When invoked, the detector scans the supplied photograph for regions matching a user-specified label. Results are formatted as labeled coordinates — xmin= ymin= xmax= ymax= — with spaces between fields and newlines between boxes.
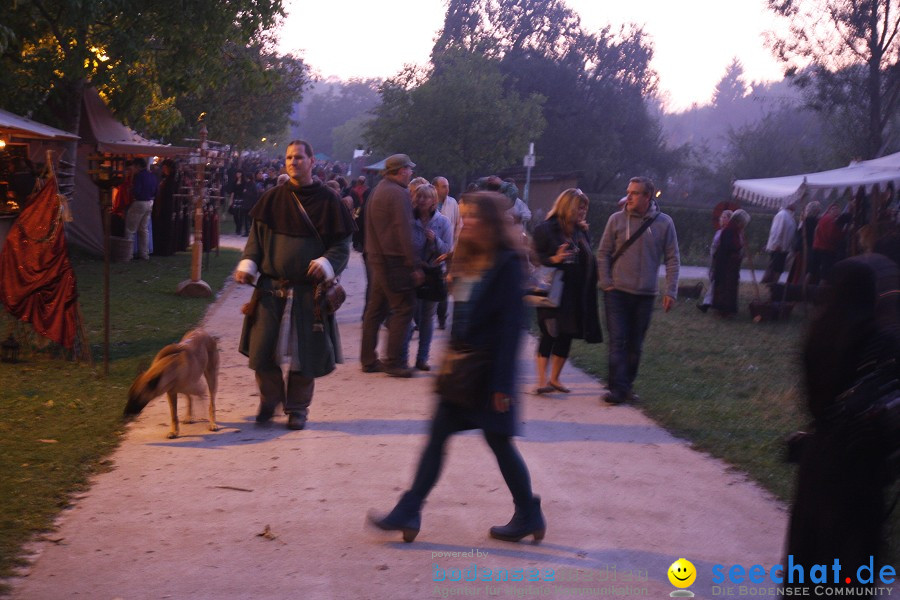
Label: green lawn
xmin=567 ymin=280 xmax=898 ymax=563
xmin=0 ymin=247 xmax=240 ymax=592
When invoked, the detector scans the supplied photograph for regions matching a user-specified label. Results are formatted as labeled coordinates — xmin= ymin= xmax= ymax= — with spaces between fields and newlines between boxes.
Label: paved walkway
xmin=8 ymin=236 xmax=788 ymax=599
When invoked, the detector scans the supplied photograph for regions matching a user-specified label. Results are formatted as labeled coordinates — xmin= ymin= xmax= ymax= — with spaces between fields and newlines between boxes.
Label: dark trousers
xmin=406 ymin=403 xmax=533 ymax=510
xmin=604 ymin=290 xmax=654 ymax=399
xmin=360 ymin=263 xmax=416 ymax=369
xmin=436 ymin=296 xmax=449 ymax=327
xmin=761 ymin=251 xmax=787 ymax=284
xmin=255 ymin=368 xmax=315 ymax=418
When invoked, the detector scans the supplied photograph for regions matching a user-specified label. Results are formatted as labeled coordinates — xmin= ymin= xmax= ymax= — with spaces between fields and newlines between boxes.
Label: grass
xmin=567 ymin=279 xmax=898 ymax=563
xmin=0 ymin=246 xmax=240 ymax=592
xmin=569 ymin=281 xmax=807 ymax=499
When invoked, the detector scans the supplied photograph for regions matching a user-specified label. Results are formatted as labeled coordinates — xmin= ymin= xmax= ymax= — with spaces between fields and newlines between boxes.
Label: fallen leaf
xmin=37 ymin=439 xmax=58 ymax=444
xmin=257 ymin=525 xmax=277 ymax=540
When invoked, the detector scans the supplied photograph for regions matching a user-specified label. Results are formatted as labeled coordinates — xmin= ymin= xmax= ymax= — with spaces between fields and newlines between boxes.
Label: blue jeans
xmin=604 ymin=290 xmax=655 ymax=399
xmin=403 ymin=299 xmax=437 ymax=365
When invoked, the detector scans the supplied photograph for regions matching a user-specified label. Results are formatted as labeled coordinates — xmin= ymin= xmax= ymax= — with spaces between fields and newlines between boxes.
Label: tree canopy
xmin=365 ymin=50 xmax=546 ymax=190
xmin=0 ymin=0 xmax=306 ymax=148
xmin=767 ymin=0 xmax=900 ymax=159
xmin=427 ymin=0 xmax=677 ymax=193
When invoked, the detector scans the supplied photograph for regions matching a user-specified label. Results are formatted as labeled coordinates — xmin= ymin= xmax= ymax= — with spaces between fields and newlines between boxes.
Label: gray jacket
xmin=597 ymin=202 xmax=680 ymax=298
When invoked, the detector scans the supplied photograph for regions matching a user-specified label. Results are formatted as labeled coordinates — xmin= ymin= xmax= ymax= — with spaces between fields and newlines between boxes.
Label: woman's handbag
xmin=523 ymin=266 xmax=563 ymax=308
xmin=416 ymin=264 xmax=447 ymax=302
xmin=435 ymin=343 xmax=493 ymax=410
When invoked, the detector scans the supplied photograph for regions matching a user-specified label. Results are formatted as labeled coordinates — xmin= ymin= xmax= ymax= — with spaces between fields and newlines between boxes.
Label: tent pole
xmin=102 ymin=187 xmax=110 ymax=376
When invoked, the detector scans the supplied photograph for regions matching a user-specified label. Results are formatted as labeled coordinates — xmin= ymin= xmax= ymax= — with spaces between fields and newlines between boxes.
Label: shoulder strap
xmin=291 ymin=191 xmax=324 ymax=246
xmin=610 ymin=213 xmax=659 ymax=266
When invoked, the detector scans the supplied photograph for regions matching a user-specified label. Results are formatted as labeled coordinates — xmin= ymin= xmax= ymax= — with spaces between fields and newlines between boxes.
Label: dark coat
xmin=532 ymin=217 xmax=602 ymax=343
xmin=711 ymin=225 xmax=743 ymax=315
xmin=787 ymin=254 xmax=900 ymax=571
xmin=441 ymin=249 xmax=525 ymax=436
xmin=238 ymin=182 xmax=354 ymax=377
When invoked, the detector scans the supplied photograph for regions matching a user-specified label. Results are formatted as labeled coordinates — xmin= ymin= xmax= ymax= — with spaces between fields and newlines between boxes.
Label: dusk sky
xmin=277 ymin=0 xmax=788 ymax=112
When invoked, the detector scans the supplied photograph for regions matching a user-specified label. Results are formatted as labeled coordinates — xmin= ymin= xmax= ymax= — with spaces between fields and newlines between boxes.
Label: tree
xmin=713 ymin=58 xmax=749 ymax=108
xmin=168 ymin=44 xmax=309 ymax=148
xmin=331 ymin=114 xmax=373 ymax=163
xmin=767 ymin=0 xmax=900 ymax=158
xmin=0 ymin=0 xmax=291 ymax=147
xmin=294 ymin=78 xmax=381 ymax=158
xmin=430 ymin=0 xmax=676 ymax=192
xmin=365 ymin=50 xmax=546 ymax=190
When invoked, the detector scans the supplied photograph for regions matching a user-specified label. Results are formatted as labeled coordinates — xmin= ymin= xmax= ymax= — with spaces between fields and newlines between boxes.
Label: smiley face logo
xmin=668 ymin=558 xmax=697 ymax=588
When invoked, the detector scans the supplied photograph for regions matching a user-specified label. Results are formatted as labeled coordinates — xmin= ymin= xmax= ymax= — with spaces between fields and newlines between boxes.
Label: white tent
xmin=732 ymin=151 xmax=900 ymax=208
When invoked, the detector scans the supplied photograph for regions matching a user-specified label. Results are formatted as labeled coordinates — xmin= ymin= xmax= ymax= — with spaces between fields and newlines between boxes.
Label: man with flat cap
xmin=360 ymin=153 xmax=423 ymax=377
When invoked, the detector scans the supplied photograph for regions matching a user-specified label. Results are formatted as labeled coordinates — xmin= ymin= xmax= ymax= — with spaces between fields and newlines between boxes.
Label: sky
xmin=277 ymin=0 xmax=787 ymax=112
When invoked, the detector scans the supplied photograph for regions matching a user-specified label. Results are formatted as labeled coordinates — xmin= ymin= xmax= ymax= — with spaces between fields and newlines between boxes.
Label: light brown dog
xmin=124 ymin=329 xmax=219 ymax=439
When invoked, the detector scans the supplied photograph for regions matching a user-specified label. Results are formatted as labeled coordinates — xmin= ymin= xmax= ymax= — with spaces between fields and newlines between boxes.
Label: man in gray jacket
xmin=596 ymin=176 xmax=680 ymax=404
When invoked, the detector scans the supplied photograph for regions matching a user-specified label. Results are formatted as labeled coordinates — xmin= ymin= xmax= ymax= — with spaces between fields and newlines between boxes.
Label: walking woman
xmin=531 ymin=188 xmax=602 ymax=394
xmin=368 ymin=191 xmax=546 ymax=544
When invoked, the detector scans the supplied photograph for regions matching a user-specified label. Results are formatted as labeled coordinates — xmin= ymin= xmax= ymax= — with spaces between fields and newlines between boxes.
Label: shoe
xmin=601 ymin=391 xmax=626 ymax=405
xmin=415 ymin=361 xmax=430 ymax=371
xmin=628 ymin=392 xmax=641 ymax=403
xmin=697 ymin=303 xmax=710 ymax=313
xmin=255 ymin=402 xmax=276 ymax=424
xmin=489 ymin=496 xmax=545 ymax=544
xmin=362 ymin=361 xmax=383 ymax=373
xmin=437 ymin=322 xmax=446 ymax=330
xmin=287 ymin=413 xmax=306 ymax=430
xmin=534 ymin=386 xmax=554 ymax=395
xmin=384 ymin=365 xmax=413 ymax=378
xmin=367 ymin=493 xmax=421 ymax=543
xmin=549 ymin=381 xmax=570 ymax=393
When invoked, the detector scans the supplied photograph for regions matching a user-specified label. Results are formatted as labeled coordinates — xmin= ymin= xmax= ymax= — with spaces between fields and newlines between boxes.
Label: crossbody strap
xmin=291 ymin=191 xmax=324 ymax=246
xmin=291 ymin=192 xmax=339 ymax=284
xmin=610 ymin=213 xmax=659 ymax=266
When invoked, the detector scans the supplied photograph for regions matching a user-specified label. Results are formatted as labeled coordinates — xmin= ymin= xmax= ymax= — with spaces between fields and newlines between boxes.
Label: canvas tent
xmin=362 ymin=157 xmax=387 ymax=172
xmin=67 ymin=87 xmax=189 ymax=255
xmin=732 ymin=151 xmax=900 ymax=209
xmin=0 ymin=109 xmax=80 ymax=142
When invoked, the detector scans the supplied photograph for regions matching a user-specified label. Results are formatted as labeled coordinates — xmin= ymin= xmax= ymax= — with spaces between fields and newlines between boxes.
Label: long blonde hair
xmin=450 ymin=191 xmax=525 ymax=277
xmin=546 ymin=188 xmax=589 ymax=235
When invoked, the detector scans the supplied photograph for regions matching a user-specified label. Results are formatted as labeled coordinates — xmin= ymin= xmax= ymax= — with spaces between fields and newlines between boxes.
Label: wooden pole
xmin=102 ymin=187 xmax=110 ymax=375
xmin=177 ymin=124 xmax=212 ymax=297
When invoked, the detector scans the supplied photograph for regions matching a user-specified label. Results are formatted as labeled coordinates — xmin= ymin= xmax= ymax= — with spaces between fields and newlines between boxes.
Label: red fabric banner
xmin=0 ymin=175 xmax=80 ymax=349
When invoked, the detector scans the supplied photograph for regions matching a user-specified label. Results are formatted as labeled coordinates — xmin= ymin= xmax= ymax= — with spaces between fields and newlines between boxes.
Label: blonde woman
xmin=530 ymin=188 xmax=602 ymax=394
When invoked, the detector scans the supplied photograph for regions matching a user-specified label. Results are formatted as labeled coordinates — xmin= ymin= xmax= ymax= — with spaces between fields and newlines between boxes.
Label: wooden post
xmin=176 ymin=124 xmax=212 ymax=297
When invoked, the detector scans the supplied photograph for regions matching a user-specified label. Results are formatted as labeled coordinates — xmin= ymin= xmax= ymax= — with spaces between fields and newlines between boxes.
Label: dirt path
xmin=8 ymin=237 xmax=788 ymax=599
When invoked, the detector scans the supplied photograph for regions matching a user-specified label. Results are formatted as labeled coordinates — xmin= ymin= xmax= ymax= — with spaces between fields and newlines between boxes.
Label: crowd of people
xmin=226 ymin=141 xmax=897 ymax=575
xmin=230 ymin=141 xmax=685 ymax=545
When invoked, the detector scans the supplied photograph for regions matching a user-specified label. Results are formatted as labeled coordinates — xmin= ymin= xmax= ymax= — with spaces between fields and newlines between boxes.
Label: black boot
xmin=367 ymin=492 xmax=422 ymax=543
xmin=489 ymin=496 xmax=545 ymax=543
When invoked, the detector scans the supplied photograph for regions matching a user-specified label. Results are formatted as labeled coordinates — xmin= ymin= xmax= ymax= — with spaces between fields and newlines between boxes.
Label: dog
xmin=124 ymin=329 xmax=219 ymax=439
